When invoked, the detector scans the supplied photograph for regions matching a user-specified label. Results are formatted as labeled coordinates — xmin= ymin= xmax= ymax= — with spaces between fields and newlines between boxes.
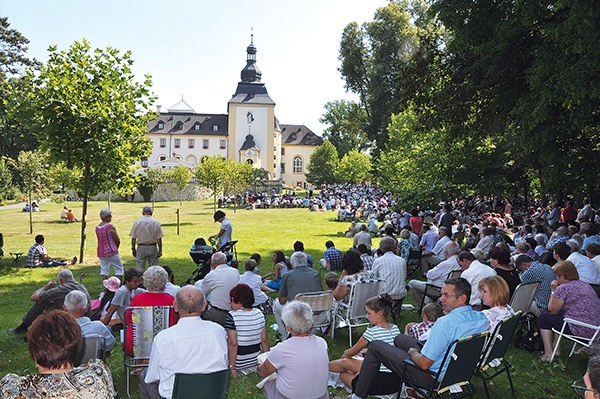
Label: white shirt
xmin=461 ymin=261 xmax=497 ymax=305
xmin=200 ymin=264 xmax=240 ymax=310
xmin=218 ymin=218 xmax=233 ymax=248
xmin=372 ymin=251 xmax=407 ymax=300
xmin=567 ymin=252 xmax=600 ymax=285
xmin=431 ymin=235 xmax=451 ymax=259
xmin=145 ymin=316 xmax=228 ymax=398
xmin=129 ymin=215 xmax=163 ymax=244
xmin=426 ymin=255 xmax=460 ymax=287
xmin=239 ymin=271 xmax=268 ymax=306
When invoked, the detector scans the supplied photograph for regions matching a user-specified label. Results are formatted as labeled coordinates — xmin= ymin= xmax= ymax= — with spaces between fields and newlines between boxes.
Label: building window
xmin=194 ymin=123 xmax=201 ymax=131
xmin=220 ymin=140 xmax=226 ymax=149
xmin=274 ymin=146 xmax=277 ymax=152
xmin=203 ymin=139 xmax=209 ymax=149
xmin=174 ymin=139 xmax=180 ymax=148
xmin=280 ymin=163 xmax=285 ymax=174
xmin=293 ymin=156 xmax=303 ymax=173
xmin=158 ymin=122 xmax=164 ymax=130
xmin=159 ymin=155 xmax=166 ymax=161
xmin=160 ymin=138 xmax=166 ymax=148
xmin=212 ymin=125 xmax=219 ymax=131
xmin=176 ymin=122 xmax=183 ymax=130
xmin=247 ymin=159 xmax=253 ymax=165
xmin=281 ymin=147 xmax=285 ymax=155
xmin=273 ymin=155 xmax=277 ymax=160
xmin=141 ymin=157 xmax=148 ymax=168
xmin=273 ymin=163 xmax=276 ymax=170
xmin=188 ymin=139 xmax=195 ymax=148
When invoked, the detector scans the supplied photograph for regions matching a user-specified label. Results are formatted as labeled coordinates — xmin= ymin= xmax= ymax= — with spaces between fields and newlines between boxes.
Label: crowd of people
xmin=3 ymin=189 xmax=600 ymax=399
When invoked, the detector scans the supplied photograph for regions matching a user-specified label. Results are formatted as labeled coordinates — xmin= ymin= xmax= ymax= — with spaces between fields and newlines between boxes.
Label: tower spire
xmin=241 ymin=30 xmax=261 ymax=83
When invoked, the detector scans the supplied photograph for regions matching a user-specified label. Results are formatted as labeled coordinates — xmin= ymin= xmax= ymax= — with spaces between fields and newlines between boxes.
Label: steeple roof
xmin=230 ymin=35 xmax=275 ymax=105
xmin=240 ymin=33 xmax=262 ymax=83
xmin=167 ymin=97 xmax=195 ymax=113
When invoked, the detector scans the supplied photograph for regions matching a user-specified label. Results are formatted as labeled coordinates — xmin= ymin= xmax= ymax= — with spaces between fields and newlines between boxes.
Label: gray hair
xmin=566 ymin=239 xmax=580 ymax=252
xmin=57 ymin=269 xmax=74 ymax=283
xmin=142 ymin=206 xmax=153 ymax=214
xmin=379 ymin=236 xmax=396 ymax=253
xmin=290 ymin=251 xmax=308 ymax=268
xmin=282 ymin=300 xmax=314 ymax=335
xmin=143 ymin=265 xmax=168 ymax=292
xmin=99 ymin=208 xmax=112 ymax=220
xmin=176 ymin=285 xmax=204 ymax=315
xmin=444 ymin=241 xmax=460 ymax=257
xmin=64 ymin=290 xmax=88 ymax=313
xmin=211 ymin=252 xmax=227 ymax=265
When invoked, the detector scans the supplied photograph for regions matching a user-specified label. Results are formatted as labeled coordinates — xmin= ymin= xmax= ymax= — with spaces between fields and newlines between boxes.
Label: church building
xmin=143 ymin=37 xmax=323 ymax=188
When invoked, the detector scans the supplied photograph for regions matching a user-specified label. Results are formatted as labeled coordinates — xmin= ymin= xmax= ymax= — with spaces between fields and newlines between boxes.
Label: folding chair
xmin=295 ymin=290 xmax=335 ymax=337
xmin=172 ymin=369 xmax=230 ymax=399
xmin=123 ymin=306 xmax=173 ymax=397
xmin=550 ymin=318 xmax=600 ymax=362
xmin=476 ymin=311 xmax=522 ymax=399
xmin=400 ymin=331 xmax=489 ymax=399
xmin=508 ymin=282 xmax=540 ymax=314
xmin=75 ymin=335 xmax=100 ymax=367
xmin=418 ymin=269 xmax=462 ymax=314
xmin=336 ymin=279 xmax=384 ymax=346
xmin=407 ymin=250 xmax=423 ymax=277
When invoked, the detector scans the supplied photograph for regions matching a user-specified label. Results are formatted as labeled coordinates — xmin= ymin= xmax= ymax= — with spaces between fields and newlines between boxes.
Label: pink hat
xmin=103 ymin=276 xmax=121 ymax=293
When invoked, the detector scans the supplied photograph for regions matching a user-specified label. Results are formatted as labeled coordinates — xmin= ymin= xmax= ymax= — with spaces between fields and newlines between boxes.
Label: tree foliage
xmin=335 ymin=149 xmax=371 ymax=184
xmin=167 ymin=165 xmax=192 ymax=206
xmin=319 ymin=100 xmax=369 ymax=157
xmin=9 ymin=39 xmax=155 ymax=261
xmin=305 ymin=141 xmax=339 ymax=186
xmin=195 ymin=156 xmax=226 ymax=211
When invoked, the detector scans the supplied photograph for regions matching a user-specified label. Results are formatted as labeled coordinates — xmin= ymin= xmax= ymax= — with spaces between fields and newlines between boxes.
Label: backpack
xmin=514 ymin=312 xmax=544 ymax=352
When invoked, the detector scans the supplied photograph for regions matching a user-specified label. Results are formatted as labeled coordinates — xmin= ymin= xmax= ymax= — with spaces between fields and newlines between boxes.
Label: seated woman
xmin=0 ymin=309 xmax=116 ymax=398
xmin=488 ymin=246 xmax=521 ymax=298
xmin=225 ymin=284 xmax=270 ymax=377
xmin=333 ymin=250 xmax=376 ymax=304
xmin=258 ymin=301 xmax=329 ymax=399
xmin=239 ymin=259 xmax=269 ymax=307
xmin=329 ymin=294 xmax=401 ymax=394
xmin=538 ymin=261 xmax=600 ymax=362
xmin=479 ymin=276 xmax=515 ymax=332
xmin=262 ymin=250 xmax=289 ymax=292
xmin=397 ymin=229 xmax=415 ymax=263
xmin=125 ymin=266 xmax=177 ymax=356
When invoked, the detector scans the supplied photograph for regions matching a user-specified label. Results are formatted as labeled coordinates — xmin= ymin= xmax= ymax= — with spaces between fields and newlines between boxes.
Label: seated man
xmin=140 ymin=286 xmax=228 ymax=399
xmin=349 ymin=277 xmax=489 ymax=399
xmin=515 ymin=254 xmax=555 ymax=315
xmin=457 ymin=250 xmax=496 ymax=307
xmin=9 ymin=269 xmax=92 ymax=335
xmin=419 ymin=227 xmax=451 ymax=274
xmin=197 ymin=252 xmax=240 ymax=327
xmin=320 ymin=240 xmax=343 ymax=271
xmin=26 ymin=234 xmax=75 ymax=268
xmin=64 ymin=290 xmax=115 ymax=358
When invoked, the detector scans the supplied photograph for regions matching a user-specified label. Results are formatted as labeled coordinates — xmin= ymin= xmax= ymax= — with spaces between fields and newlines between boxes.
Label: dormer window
xmin=194 ymin=123 xmax=201 ymax=131
xmin=176 ymin=122 xmax=183 ymax=130
xmin=212 ymin=124 xmax=219 ymax=131
xmin=158 ymin=122 xmax=164 ymax=130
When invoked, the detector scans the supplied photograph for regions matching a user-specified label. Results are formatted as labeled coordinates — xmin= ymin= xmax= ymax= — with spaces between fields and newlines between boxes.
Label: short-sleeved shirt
xmin=363 ymin=325 xmax=401 ymax=372
xmin=218 ymin=218 xmax=233 ymax=248
xmin=129 ymin=215 xmax=163 ymax=244
xmin=372 ymin=252 xmax=406 ymax=300
xmin=224 ymin=308 xmax=265 ymax=373
xmin=554 ymin=279 xmax=600 ymax=338
xmin=482 ymin=305 xmax=515 ymax=332
xmin=26 ymin=243 xmax=46 ymax=268
xmin=38 ymin=281 xmax=92 ymax=317
xmin=279 ymin=266 xmax=323 ymax=302
xmin=324 ymin=246 xmax=343 ymax=271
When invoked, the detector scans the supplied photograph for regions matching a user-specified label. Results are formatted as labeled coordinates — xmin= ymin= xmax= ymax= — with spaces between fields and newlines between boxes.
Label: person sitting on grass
xmin=329 ymin=294 xmax=401 ymax=393
xmin=325 ymin=271 xmax=339 ymax=291
xmin=404 ymin=302 xmax=443 ymax=342
xmin=262 ymin=250 xmax=289 ymax=291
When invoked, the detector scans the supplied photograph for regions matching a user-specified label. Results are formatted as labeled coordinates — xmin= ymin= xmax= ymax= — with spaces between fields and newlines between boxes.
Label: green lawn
xmin=0 ymin=200 xmax=584 ymax=398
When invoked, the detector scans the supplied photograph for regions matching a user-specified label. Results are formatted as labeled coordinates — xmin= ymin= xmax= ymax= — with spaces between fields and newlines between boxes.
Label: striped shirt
xmin=225 ymin=308 xmax=265 ymax=374
xmin=363 ymin=325 xmax=401 ymax=372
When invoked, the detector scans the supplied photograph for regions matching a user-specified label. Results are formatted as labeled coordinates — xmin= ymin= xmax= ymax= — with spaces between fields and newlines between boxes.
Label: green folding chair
xmin=172 ymin=369 xmax=230 ymax=399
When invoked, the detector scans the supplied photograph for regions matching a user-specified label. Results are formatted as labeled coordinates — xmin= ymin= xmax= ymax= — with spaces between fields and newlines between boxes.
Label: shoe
xmin=71 ymin=256 xmax=77 ymax=265
xmin=8 ymin=327 xmax=27 ymax=335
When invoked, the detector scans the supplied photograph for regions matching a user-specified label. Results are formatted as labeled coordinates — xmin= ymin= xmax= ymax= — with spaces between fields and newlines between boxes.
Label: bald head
xmin=175 ymin=285 xmax=205 ymax=317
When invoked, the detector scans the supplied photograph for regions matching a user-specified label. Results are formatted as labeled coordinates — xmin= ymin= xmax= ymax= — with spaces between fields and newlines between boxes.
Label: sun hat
xmin=103 ymin=276 xmax=121 ymax=293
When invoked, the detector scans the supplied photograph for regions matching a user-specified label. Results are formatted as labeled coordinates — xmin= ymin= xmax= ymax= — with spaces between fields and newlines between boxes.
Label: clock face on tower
xmin=246 ymin=149 xmax=253 ymax=157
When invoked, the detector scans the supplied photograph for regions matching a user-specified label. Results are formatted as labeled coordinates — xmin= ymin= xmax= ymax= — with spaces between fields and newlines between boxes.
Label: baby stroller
xmin=184 ymin=238 xmax=238 ymax=285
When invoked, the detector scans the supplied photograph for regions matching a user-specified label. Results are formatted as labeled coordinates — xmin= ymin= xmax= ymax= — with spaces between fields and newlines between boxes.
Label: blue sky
xmin=3 ymin=0 xmax=388 ymax=134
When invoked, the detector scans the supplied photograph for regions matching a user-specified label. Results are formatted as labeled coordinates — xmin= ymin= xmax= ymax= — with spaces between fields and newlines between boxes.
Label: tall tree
xmin=305 ymin=140 xmax=339 ymax=186
xmin=12 ymin=150 xmax=51 ymax=234
xmin=9 ymin=40 xmax=155 ymax=262
xmin=195 ymin=156 xmax=227 ymax=211
xmin=319 ymin=100 xmax=369 ymax=157
xmin=335 ymin=149 xmax=372 ymax=184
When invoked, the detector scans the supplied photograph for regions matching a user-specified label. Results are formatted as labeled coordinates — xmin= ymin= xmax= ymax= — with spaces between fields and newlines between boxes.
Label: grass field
xmin=0 ymin=200 xmax=585 ymax=398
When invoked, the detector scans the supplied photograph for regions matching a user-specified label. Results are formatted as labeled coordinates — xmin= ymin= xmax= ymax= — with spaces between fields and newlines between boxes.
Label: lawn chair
xmin=75 ymin=335 xmax=101 ymax=367
xmin=295 ymin=290 xmax=335 ymax=337
xmin=418 ymin=269 xmax=462 ymax=314
xmin=172 ymin=369 xmax=230 ymax=399
xmin=508 ymin=281 xmax=540 ymax=314
xmin=336 ymin=279 xmax=384 ymax=346
xmin=476 ymin=311 xmax=522 ymax=399
xmin=401 ymin=331 xmax=489 ymax=399
xmin=550 ymin=318 xmax=600 ymax=362
xmin=123 ymin=305 xmax=173 ymax=397
xmin=407 ymin=250 xmax=423 ymax=277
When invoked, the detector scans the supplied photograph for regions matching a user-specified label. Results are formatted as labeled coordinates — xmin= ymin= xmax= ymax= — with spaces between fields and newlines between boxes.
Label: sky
xmin=3 ymin=0 xmax=389 ymax=135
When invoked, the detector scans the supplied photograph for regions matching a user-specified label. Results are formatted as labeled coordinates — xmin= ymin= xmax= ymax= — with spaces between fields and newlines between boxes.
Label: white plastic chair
xmin=295 ymin=290 xmax=335 ymax=337
xmin=336 ymin=279 xmax=384 ymax=346
xmin=550 ymin=318 xmax=600 ymax=362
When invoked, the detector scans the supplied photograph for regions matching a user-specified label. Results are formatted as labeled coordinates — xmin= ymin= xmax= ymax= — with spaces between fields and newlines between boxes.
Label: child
xmin=328 ymin=294 xmax=401 ymax=392
xmin=325 ymin=272 xmax=339 ymax=291
xmin=404 ymin=302 xmax=443 ymax=342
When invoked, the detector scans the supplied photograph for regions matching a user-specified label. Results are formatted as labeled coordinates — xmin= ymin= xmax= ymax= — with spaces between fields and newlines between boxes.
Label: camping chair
xmin=407 ymin=250 xmax=423 ymax=277
xmin=508 ymin=281 xmax=540 ymax=314
xmin=549 ymin=318 xmax=600 ymax=362
xmin=295 ymin=290 xmax=335 ymax=337
xmin=75 ymin=335 xmax=101 ymax=367
xmin=172 ymin=369 xmax=230 ymax=399
xmin=123 ymin=306 xmax=173 ymax=397
xmin=336 ymin=279 xmax=384 ymax=346
xmin=418 ymin=269 xmax=462 ymax=314
xmin=400 ymin=331 xmax=489 ymax=399
xmin=475 ymin=311 xmax=522 ymax=399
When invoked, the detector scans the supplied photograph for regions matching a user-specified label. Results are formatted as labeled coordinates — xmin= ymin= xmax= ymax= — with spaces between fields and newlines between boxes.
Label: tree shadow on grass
xmin=161 ymin=222 xmax=194 ymax=227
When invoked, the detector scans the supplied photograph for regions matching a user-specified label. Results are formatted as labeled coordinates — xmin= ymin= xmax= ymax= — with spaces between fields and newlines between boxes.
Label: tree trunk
xmin=79 ymin=156 xmax=90 ymax=264
xmin=28 ymin=190 xmax=33 ymax=234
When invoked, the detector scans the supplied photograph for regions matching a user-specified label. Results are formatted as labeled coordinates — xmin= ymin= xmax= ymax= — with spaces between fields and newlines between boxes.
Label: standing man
xmin=130 ymin=206 xmax=164 ymax=271
xmin=96 ymin=208 xmax=124 ymax=282
xmin=349 ymin=278 xmax=489 ymax=399
xmin=209 ymin=210 xmax=232 ymax=250
xmin=197 ymin=252 xmax=240 ymax=327
xmin=140 ymin=286 xmax=228 ymax=399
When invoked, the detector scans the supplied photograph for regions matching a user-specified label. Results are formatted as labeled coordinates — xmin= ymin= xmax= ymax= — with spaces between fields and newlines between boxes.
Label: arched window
xmin=247 ymin=159 xmax=253 ymax=165
xmin=293 ymin=156 xmax=303 ymax=173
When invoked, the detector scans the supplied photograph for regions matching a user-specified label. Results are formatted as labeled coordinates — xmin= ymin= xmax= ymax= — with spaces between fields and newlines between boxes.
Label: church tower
xmin=227 ymin=35 xmax=280 ymax=180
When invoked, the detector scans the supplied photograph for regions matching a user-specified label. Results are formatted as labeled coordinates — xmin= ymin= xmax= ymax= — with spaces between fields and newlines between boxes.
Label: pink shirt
xmin=96 ymin=223 xmax=119 ymax=258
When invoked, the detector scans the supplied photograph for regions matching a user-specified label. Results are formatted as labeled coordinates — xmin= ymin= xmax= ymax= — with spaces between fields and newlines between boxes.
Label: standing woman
xmin=225 ymin=284 xmax=269 ymax=377
xmin=209 ymin=210 xmax=232 ymax=249
xmin=96 ymin=208 xmax=124 ymax=282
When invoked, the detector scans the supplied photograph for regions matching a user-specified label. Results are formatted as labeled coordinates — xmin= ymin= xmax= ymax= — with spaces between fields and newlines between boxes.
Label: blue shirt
xmin=520 ymin=261 xmax=556 ymax=312
xmin=421 ymin=306 xmax=489 ymax=380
